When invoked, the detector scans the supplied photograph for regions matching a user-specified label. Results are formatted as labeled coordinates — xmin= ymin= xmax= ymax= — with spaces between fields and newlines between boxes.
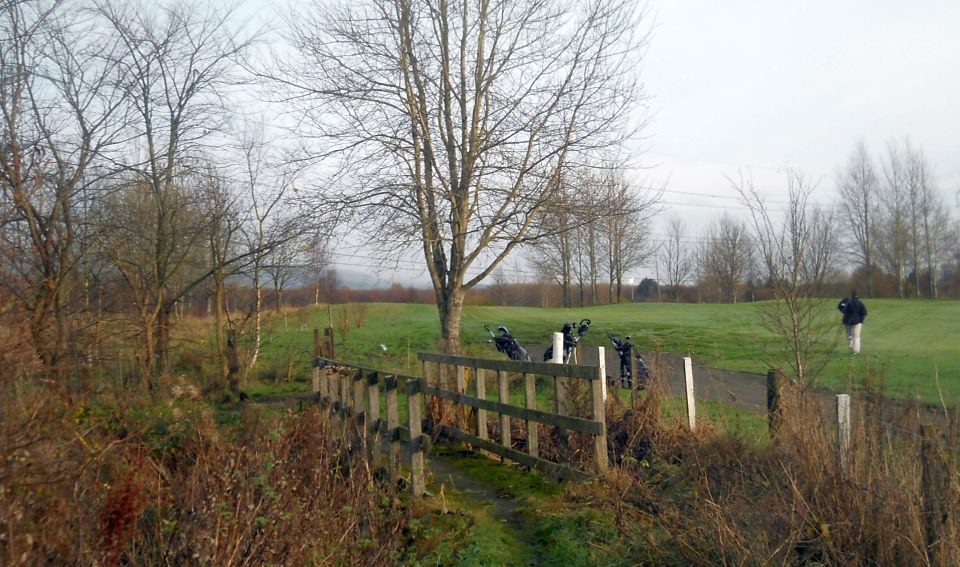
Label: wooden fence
xmin=311 ymin=348 xmax=609 ymax=496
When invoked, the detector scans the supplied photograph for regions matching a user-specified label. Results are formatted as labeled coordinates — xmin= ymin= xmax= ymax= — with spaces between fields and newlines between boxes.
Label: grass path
xmin=423 ymin=450 xmax=539 ymax=566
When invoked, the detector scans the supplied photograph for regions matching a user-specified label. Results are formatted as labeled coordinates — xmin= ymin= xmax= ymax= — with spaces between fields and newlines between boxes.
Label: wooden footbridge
xmin=311 ymin=348 xmax=612 ymax=496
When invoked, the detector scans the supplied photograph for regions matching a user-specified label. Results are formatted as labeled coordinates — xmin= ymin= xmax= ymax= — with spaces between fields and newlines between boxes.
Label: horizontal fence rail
xmin=310 ymin=347 xmax=610 ymax=496
xmin=418 ymin=351 xmax=608 ymax=485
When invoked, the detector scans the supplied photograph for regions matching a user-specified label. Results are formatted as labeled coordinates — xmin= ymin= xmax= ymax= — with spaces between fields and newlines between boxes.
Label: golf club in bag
xmin=607 ymin=332 xmax=650 ymax=389
xmin=543 ymin=319 xmax=591 ymax=363
xmin=485 ymin=324 xmax=530 ymax=361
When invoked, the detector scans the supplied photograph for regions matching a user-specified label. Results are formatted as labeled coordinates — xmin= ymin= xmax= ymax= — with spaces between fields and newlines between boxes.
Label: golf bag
xmin=608 ymin=332 xmax=650 ymax=388
xmin=485 ymin=324 xmax=530 ymax=362
xmin=543 ymin=319 xmax=591 ymax=363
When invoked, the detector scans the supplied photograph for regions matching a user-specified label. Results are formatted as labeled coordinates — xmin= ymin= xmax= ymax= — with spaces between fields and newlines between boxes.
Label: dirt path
xmin=426 ymin=449 xmax=546 ymax=565
xmin=426 ymin=449 xmax=524 ymax=519
xmin=528 ymin=345 xmax=770 ymax=414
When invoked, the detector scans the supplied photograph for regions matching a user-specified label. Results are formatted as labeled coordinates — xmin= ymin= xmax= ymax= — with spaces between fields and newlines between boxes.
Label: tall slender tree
xmin=836 ymin=141 xmax=879 ymax=296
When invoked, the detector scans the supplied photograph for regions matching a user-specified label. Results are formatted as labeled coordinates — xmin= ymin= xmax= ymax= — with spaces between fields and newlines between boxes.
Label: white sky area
xmin=253 ymin=0 xmax=960 ymax=288
xmin=642 ymin=0 xmax=960 ymax=235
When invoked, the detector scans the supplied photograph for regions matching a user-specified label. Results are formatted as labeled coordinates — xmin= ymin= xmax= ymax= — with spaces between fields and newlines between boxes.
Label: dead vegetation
xmin=1 ymin=372 xmax=408 ymax=566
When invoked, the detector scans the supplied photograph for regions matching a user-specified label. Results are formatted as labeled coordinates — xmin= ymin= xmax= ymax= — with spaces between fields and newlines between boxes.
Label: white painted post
xmin=683 ymin=356 xmax=696 ymax=430
xmin=836 ymin=394 xmax=851 ymax=475
xmin=551 ymin=332 xmax=563 ymax=363
xmin=552 ymin=332 xmax=567 ymax=415
xmin=598 ymin=346 xmax=607 ymax=401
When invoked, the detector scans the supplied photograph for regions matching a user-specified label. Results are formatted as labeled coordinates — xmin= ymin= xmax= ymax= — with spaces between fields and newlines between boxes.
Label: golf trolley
xmin=607 ymin=332 xmax=650 ymax=389
xmin=485 ymin=324 xmax=530 ymax=362
xmin=543 ymin=319 xmax=591 ymax=364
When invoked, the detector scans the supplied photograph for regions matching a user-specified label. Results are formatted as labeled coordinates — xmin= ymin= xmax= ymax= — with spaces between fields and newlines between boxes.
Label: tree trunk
xmin=437 ymin=287 xmax=466 ymax=355
xmin=250 ymin=280 xmax=262 ymax=372
xmin=214 ymin=274 xmax=228 ymax=384
xmin=155 ymin=306 xmax=172 ymax=383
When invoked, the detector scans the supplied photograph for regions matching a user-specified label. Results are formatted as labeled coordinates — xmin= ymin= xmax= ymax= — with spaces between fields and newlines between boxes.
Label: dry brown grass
xmin=1 ymin=368 xmax=408 ymax=565
xmin=602 ymin=379 xmax=960 ymax=566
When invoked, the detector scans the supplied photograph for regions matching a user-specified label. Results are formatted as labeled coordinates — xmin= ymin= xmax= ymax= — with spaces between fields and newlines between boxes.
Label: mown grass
xmin=274 ymin=300 xmax=958 ymax=407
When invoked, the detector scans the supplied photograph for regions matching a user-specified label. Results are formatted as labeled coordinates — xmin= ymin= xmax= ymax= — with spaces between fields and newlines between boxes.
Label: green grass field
xmin=258 ymin=299 xmax=959 ymax=407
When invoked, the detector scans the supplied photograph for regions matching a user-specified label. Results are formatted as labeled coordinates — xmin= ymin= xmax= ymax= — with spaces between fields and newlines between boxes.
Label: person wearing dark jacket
xmin=837 ymin=290 xmax=868 ymax=354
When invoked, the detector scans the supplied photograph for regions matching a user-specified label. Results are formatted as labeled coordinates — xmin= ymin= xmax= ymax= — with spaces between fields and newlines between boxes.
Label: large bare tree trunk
xmin=437 ymin=288 xmax=466 ymax=356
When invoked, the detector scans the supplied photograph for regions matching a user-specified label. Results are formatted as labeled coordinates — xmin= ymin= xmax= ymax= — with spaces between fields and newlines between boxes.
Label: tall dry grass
xmin=609 ymin=372 xmax=960 ymax=566
xmin=1 ymin=371 xmax=408 ymax=565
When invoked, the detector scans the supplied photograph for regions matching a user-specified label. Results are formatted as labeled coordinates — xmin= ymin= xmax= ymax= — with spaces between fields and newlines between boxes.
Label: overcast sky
xmin=642 ymin=0 xmax=960 ymax=234
xmin=276 ymin=0 xmax=960 ymax=286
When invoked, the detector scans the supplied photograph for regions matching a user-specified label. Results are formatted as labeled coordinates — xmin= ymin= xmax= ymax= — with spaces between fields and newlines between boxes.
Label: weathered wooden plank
xmin=439 ymin=426 xmax=589 ymax=482
xmin=367 ymin=371 xmax=380 ymax=433
xmin=407 ymin=378 xmax=425 ymax=496
xmin=422 ymin=384 xmax=602 ymax=435
xmin=591 ymin=364 xmax=608 ymax=474
xmin=418 ymin=352 xmax=599 ymax=380
xmin=312 ymin=329 xmax=321 ymax=394
xmin=497 ymin=370 xmax=511 ymax=449
xmin=524 ymin=372 xmax=538 ymax=458
xmin=385 ymin=375 xmax=400 ymax=482
xmin=554 ymin=375 xmax=568 ymax=416
xmin=475 ymin=367 xmax=487 ymax=441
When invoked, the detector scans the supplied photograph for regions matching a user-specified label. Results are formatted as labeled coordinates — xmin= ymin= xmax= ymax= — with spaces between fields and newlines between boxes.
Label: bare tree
xmin=659 ymin=216 xmax=692 ymax=302
xmin=734 ymin=171 xmax=837 ymax=389
xmin=265 ymin=238 xmax=301 ymax=313
xmin=276 ymin=0 xmax=651 ymax=352
xmin=528 ymin=178 xmax=576 ymax=307
xmin=96 ymin=0 xmax=256 ymax=382
xmin=599 ymin=170 xmax=655 ymax=302
xmin=200 ymin=168 xmax=244 ymax=392
xmin=877 ymin=140 xmax=912 ymax=298
xmin=901 ymin=145 xmax=951 ymax=298
xmin=836 ymin=141 xmax=879 ymax=296
xmin=235 ymin=119 xmax=297 ymax=370
xmin=697 ymin=214 xmax=752 ymax=304
xmin=0 ymin=0 xmax=128 ymax=380
xmin=299 ymin=230 xmax=335 ymax=307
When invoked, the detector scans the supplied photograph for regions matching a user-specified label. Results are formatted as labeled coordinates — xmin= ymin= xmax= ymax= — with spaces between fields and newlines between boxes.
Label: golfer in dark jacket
xmin=837 ymin=291 xmax=868 ymax=354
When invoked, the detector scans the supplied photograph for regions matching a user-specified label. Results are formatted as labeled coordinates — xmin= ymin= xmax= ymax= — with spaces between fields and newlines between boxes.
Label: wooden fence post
xmin=227 ymin=329 xmax=240 ymax=396
xmin=629 ymin=347 xmax=639 ymax=408
xmin=475 ymin=367 xmax=488 ymax=441
xmin=367 ymin=371 xmax=381 ymax=435
xmin=591 ymin=364 xmax=608 ymax=474
xmin=407 ymin=379 xmax=425 ymax=497
xmin=598 ymin=346 xmax=607 ymax=401
xmin=836 ymin=394 xmax=851 ymax=476
xmin=524 ymin=372 xmax=538 ymax=458
xmin=552 ymin=331 xmax=567 ymax=415
xmin=324 ymin=328 xmax=334 ymax=360
xmin=353 ymin=369 xmax=365 ymax=420
xmin=325 ymin=368 xmax=337 ymax=405
xmin=385 ymin=375 xmax=400 ymax=483
xmin=326 ymin=305 xmax=335 ymax=358
xmin=767 ymin=368 xmax=786 ymax=435
xmin=498 ymin=370 xmax=511 ymax=451
xmin=312 ymin=328 xmax=321 ymax=394
xmin=683 ymin=357 xmax=696 ymax=431
xmin=340 ymin=369 xmax=351 ymax=415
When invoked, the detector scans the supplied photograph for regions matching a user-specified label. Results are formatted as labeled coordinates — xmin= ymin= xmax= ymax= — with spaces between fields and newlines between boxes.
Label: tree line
xmin=0 ymin=0 xmax=337 ymax=392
